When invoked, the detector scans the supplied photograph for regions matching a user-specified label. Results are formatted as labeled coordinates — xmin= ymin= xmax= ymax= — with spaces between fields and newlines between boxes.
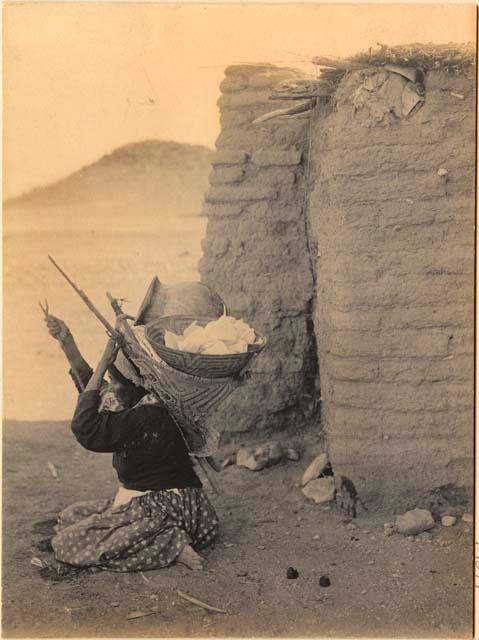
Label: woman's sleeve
xmin=71 ymin=390 xmax=147 ymax=452
xmin=68 ymin=362 xmax=94 ymax=393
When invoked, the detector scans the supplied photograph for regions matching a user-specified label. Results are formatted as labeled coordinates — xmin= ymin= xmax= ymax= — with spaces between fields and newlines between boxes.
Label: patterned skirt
xmin=51 ymin=487 xmax=218 ymax=572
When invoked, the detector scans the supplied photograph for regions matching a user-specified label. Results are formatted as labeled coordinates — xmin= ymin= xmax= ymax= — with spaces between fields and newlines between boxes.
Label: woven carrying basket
xmin=144 ymin=315 xmax=266 ymax=379
xmin=118 ymin=324 xmax=242 ymax=456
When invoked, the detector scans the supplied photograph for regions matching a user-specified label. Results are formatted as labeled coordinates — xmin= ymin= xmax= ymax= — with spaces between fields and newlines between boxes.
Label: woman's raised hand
xmin=45 ymin=315 xmax=71 ymax=342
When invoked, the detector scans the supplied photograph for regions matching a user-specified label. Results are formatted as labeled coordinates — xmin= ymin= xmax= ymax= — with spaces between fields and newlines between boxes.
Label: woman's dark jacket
xmin=71 ymin=390 xmax=202 ymax=491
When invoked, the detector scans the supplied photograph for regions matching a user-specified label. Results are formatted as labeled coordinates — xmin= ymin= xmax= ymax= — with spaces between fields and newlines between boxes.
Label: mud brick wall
xmin=200 ymin=64 xmax=318 ymax=436
xmin=309 ymin=69 xmax=475 ymax=499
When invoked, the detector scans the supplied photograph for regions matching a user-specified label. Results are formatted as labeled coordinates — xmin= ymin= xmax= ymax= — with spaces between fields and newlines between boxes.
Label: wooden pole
xmin=312 ymin=56 xmax=364 ymax=70
xmin=269 ymin=91 xmax=332 ymax=100
xmin=48 ymin=256 xmax=118 ymax=338
xmin=252 ymin=100 xmax=314 ymax=125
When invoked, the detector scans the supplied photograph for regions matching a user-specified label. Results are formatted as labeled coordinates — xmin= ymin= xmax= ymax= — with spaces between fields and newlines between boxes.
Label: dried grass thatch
xmin=350 ymin=43 xmax=476 ymax=73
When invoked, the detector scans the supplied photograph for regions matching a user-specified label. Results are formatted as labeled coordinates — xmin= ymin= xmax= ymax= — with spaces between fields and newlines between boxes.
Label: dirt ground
xmin=3 ymin=420 xmax=473 ymax=639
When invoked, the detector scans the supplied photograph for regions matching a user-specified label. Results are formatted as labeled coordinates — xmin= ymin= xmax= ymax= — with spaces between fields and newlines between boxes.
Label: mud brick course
xmin=309 ymin=69 xmax=474 ymax=499
xmin=200 ymin=65 xmax=318 ymax=436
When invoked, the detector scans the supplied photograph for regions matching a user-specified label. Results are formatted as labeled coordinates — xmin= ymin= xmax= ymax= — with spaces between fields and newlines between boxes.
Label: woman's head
xmin=99 ymin=381 xmax=147 ymax=413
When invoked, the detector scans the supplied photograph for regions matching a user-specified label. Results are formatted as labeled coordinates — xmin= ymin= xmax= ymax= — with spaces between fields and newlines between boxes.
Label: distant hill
xmin=5 ymin=140 xmax=214 ymax=216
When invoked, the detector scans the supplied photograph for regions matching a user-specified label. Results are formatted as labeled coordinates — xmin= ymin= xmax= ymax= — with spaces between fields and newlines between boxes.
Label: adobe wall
xmin=309 ymin=68 xmax=475 ymax=499
xmin=199 ymin=65 xmax=319 ymax=436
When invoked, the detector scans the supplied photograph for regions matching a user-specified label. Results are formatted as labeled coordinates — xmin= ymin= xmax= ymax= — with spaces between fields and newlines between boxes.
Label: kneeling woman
xmin=52 ymin=338 xmax=218 ymax=572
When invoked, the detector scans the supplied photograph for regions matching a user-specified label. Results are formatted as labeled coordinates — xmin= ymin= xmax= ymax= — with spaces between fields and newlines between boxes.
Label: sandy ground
xmin=3 ymin=420 xmax=473 ymax=639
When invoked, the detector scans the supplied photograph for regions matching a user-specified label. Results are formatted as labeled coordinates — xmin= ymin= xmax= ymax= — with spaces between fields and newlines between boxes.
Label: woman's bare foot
xmin=177 ymin=544 xmax=204 ymax=571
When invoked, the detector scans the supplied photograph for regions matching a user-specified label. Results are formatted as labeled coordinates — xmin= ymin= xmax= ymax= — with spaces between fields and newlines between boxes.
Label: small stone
xmin=285 ymin=448 xmax=300 ymax=462
xmin=301 ymin=453 xmax=329 ymax=486
xmin=236 ymin=447 xmax=259 ymax=470
xmin=236 ymin=441 xmax=284 ymax=471
xmin=257 ymin=545 xmax=266 ymax=550
xmin=417 ymin=489 xmax=462 ymax=521
xmin=437 ymin=167 xmax=448 ymax=177
xmin=345 ymin=523 xmax=357 ymax=530
xmin=286 ymin=567 xmax=299 ymax=579
xmin=462 ymin=513 xmax=473 ymax=523
xmin=444 ymin=506 xmax=463 ymax=518
xmin=302 ymin=477 xmax=335 ymax=505
xmin=110 ymin=602 xmax=120 ymax=607
xmin=237 ymin=571 xmax=248 ymax=577
xmin=313 ymin=534 xmax=320 ymax=540
xmin=395 ymin=509 xmax=435 ymax=536
xmin=319 ymin=576 xmax=331 ymax=587
xmin=441 ymin=515 xmax=457 ymax=527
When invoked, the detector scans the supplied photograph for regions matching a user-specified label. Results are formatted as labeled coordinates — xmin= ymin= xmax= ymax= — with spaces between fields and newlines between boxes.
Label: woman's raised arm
xmin=45 ymin=315 xmax=93 ymax=391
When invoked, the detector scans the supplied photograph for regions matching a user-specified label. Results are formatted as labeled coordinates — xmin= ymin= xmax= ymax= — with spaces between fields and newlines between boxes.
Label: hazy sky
xmin=3 ymin=3 xmax=476 ymax=199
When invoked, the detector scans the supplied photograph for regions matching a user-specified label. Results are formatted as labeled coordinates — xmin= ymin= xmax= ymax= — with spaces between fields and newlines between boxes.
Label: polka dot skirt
xmin=51 ymin=488 xmax=218 ymax=572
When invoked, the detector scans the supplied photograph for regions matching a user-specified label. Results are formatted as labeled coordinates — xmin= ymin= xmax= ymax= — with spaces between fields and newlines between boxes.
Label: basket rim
xmin=135 ymin=280 xmax=227 ymax=326
xmin=144 ymin=315 xmax=266 ymax=359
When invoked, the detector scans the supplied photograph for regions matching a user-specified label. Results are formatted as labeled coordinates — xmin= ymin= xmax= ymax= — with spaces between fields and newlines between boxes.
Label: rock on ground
xmin=302 ymin=476 xmax=335 ymax=504
xmin=236 ymin=441 xmax=284 ymax=471
xmin=301 ymin=453 xmax=328 ymax=486
xmin=395 ymin=509 xmax=435 ymax=535
xmin=285 ymin=448 xmax=300 ymax=462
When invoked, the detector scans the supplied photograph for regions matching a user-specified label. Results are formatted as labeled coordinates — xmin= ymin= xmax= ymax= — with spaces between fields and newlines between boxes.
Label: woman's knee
xmin=57 ymin=499 xmax=109 ymax=529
